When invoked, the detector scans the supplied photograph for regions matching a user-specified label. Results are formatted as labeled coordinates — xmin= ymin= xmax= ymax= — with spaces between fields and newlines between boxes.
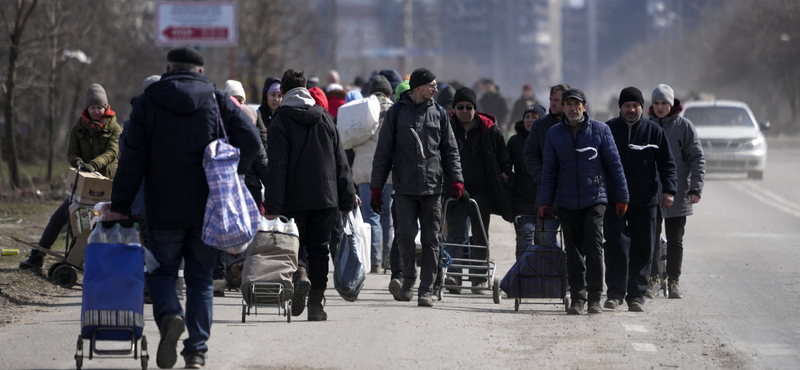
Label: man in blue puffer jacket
xmin=538 ymin=88 xmax=629 ymax=315
xmin=603 ymin=87 xmax=677 ymax=313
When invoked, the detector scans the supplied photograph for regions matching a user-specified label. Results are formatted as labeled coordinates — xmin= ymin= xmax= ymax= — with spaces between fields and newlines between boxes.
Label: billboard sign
xmin=155 ymin=2 xmax=237 ymax=46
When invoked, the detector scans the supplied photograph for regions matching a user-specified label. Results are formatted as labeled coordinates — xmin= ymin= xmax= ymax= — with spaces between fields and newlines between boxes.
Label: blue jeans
xmin=357 ymin=183 xmax=392 ymax=267
xmin=146 ymin=226 xmax=218 ymax=355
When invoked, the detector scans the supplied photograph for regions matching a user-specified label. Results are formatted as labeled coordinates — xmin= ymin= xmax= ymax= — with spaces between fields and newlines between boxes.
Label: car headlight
xmin=742 ymin=136 xmax=764 ymax=151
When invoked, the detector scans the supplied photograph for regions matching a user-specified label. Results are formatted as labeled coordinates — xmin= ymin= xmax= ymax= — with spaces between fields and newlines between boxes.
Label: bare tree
xmin=0 ymin=0 xmax=39 ymax=189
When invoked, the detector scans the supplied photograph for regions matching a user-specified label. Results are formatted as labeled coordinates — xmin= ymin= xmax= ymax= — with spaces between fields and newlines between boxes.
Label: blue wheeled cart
xmin=501 ymin=216 xmax=570 ymax=313
xmin=75 ymin=221 xmax=148 ymax=370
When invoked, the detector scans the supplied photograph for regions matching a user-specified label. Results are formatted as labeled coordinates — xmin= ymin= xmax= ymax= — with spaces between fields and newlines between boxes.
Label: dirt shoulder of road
xmin=0 ymin=192 xmax=82 ymax=328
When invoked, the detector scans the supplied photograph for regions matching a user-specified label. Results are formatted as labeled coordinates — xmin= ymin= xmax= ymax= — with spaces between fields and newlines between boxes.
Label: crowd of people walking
xmin=18 ymin=46 xmax=706 ymax=368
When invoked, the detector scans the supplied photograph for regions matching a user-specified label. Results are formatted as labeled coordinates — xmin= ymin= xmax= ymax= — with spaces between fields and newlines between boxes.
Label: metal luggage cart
xmin=241 ymin=282 xmax=292 ymax=323
xmin=511 ymin=216 xmax=570 ymax=312
xmin=438 ymin=198 xmax=501 ymax=304
xmin=10 ymin=165 xmax=91 ymax=288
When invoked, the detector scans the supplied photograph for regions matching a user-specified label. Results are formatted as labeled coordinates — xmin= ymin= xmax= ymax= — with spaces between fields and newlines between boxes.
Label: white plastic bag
xmin=337 ymin=95 xmax=381 ymax=149
xmin=347 ymin=209 xmax=371 ymax=270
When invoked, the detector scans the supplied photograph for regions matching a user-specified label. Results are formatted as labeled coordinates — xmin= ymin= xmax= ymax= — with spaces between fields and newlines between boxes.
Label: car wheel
xmin=747 ymin=170 xmax=764 ymax=180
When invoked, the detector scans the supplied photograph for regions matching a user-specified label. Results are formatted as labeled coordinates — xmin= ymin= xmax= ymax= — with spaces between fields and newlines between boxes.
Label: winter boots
xmin=19 ymin=249 xmax=45 ymax=270
xmin=292 ymin=266 xmax=311 ymax=317
xmin=307 ymin=289 xmax=327 ymax=321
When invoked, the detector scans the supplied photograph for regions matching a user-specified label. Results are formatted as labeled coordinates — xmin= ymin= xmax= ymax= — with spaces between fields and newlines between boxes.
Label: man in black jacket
xmin=108 ymin=47 xmax=261 ymax=369
xmin=264 ymin=69 xmax=356 ymax=322
xmin=443 ymin=87 xmax=513 ymax=294
xmin=371 ymin=68 xmax=463 ymax=307
xmin=523 ymin=83 xmax=570 ymax=247
xmin=603 ymin=87 xmax=677 ymax=313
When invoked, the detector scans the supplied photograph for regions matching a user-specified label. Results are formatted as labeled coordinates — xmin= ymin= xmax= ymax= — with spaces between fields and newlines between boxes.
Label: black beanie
xmin=167 ymin=47 xmax=205 ymax=66
xmin=452 ymin=87 xmax=477 ymax=108
xmin=369 ymin=75 xmax=393 ymax=96
xmin=618 ymin=86 xmax=644 ymax=108
xmin=409 ymin=68 xmax=436 ymax=91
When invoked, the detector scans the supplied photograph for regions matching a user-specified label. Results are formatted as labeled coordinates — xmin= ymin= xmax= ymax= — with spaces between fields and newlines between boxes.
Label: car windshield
xmin=683 ymin=106 xmax=755 ymax=128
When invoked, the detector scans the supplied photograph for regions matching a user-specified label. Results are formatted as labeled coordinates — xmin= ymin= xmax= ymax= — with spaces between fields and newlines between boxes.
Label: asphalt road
xmin=0 ymin=147 xmax=798 ymax=370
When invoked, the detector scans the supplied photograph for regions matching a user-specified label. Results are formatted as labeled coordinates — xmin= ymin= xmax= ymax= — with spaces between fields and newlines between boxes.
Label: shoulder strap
xmin=435 ymin=103 xmax=447 ymax=135
xmin=212 ymin=91 xmax=228 ymax=140
xmin=391 ymin=102 xmax=448 ymax=135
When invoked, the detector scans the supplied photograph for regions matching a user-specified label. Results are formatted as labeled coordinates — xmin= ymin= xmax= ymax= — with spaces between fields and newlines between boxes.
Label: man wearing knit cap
xmin=645 ymin=84 xmax=705 ymax=299
xmin=443 ymin=86 xmax=513 ymax=294
xmin=538 ymin=88 xmax=630 ymax=315
xmin=603 ymin=86 xmax=677 ymax=313
xmin=371 ymin=68 xmax=463 ymax=307
xmin=106 ymin=46 xmax=261 ymax=369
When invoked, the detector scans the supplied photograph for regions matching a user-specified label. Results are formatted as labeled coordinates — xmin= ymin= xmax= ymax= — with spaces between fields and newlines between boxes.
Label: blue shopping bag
xmin=333 ymin=215 xmax=367 ymax=302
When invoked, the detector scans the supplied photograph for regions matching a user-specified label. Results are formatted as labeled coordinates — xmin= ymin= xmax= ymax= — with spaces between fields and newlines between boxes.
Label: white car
xmin=682 ymin=100 xmax=768 ymax=179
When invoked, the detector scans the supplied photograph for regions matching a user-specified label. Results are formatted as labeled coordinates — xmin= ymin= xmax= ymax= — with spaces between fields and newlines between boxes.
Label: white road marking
xmin=752 ymin=343 xmax=798 ymax=356
xmin=623 ymin=324 xmax=648 ymax=332
xmin=731 ymin=182 xmax=800 ymax=218
xmin=632 ymin=343 xmax=657 ymax=352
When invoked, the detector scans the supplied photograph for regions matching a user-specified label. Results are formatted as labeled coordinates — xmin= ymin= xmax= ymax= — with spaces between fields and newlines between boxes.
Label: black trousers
xmin=652 ymin=210 xmax=687 ymax=282
xmin=559 ymin=204 xmax=606 ymax=304
xmin=283 ymin=208 xmax=337 ymax=290
xmin=603 ymin=205 xmax=656 ymax=305
xmin=394 ymin=194 xmax=442 ymax=295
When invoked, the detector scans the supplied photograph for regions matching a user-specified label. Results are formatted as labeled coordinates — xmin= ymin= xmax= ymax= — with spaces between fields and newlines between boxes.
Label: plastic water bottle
xmin=270 ymin=219 xmax=282 ymax=232
xmin=124 ymin=223 xmax=142 ymax=246
xmin=87 ymin=224 xmax=107 ymax=244
xmin=106 ymin=223 xmax=124 ymax=244
xmin=284 ymin=218 xmax=298 ymax=237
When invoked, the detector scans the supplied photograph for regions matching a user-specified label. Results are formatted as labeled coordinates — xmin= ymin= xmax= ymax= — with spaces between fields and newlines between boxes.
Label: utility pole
xmin=401 ymin=0 xmax=413 ymax=76
xmin=587 ymin=0 xmax=598 ymax=100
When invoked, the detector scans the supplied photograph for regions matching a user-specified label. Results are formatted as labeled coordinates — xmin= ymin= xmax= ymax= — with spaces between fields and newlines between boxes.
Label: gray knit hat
xmin=85 ymin=83 xmax=108 ymax=108
xmin=652 ymin=84 xmax=675 ymax=106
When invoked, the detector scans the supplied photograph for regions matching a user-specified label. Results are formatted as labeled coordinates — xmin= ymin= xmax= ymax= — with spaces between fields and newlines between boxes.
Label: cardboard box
xmin=66 ymin=228 xmax=92 ymax=269
xmin=69 ymin=200 xmax=95 ymax=235
xmin=65 ymin=168 xmax=112 ymax=203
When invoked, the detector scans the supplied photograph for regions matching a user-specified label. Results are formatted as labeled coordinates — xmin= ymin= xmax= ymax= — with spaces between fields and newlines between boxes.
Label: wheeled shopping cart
xmin=242 ymin=282 xmax=292 ymax=323
xmin=438 ymin=198 xmax=501 ymax=304
xmin=501 ymin=215 xmax=570 ymax=312
xmin=76 ymin=223 xmax=148 ymax=370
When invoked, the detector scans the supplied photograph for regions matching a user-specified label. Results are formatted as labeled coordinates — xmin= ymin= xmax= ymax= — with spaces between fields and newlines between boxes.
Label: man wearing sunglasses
xmin=443 ymin=87 xmax=514 ymax=294
xmin=370 ymin=68 xmax=463 ymax=307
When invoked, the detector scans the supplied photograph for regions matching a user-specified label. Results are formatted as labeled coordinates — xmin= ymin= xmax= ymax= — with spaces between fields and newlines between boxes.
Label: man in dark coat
xmin=523 ymin=84 xmax=570 ymax=247
xmin=443 ymin=87 xmax=514 ymax=294
xmin=107 ymin=47 xmax=261 ymax=369
xmin=370 ymin=68 xmax=463 ymax=307
xmin=264 ymin=69 xmax=357 ymax=322
xmin=538 ymin=88 xmax=629 ymax=315
xmin=646 ymin=84 xmax=705 ymax=299
xmin=603 ymin=86 xmax=677 ymax=313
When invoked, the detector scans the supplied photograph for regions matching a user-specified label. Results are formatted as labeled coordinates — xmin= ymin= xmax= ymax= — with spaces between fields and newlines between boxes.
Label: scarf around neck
xmin=80 ymin=106 xmax=115 ymax=136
